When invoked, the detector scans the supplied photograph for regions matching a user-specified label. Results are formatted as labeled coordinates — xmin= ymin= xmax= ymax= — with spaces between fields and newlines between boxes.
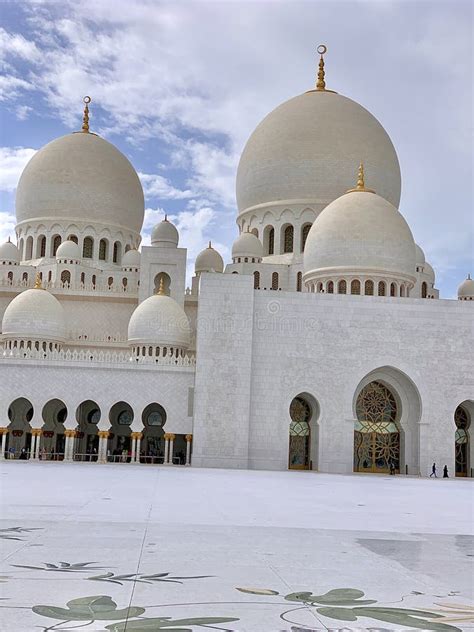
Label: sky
xmin=0 ymin=0 xmax=472 ymax=296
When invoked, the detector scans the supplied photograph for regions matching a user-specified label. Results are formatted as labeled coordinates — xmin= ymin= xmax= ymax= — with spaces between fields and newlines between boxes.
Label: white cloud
xmin=0 ymin=147 xmax=37 ymax=192
xmin=0 ymin=27 xmax=40 ymax=64
xmin=15 ymin=105 xmax=33 ymax=120
xmin=0 ymin=211 xmax=16 ymax=244
xmin=0 ymin=75 xmax=33 ymax=102
xmin=139 ymin=173 xmax=194 ymax=200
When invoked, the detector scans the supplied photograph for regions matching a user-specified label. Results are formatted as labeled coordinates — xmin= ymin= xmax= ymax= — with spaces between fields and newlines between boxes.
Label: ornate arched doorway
xmin=354 ymin=381 xmax=400 ymax=473
xmin=455 ymin=405 xmax=470 ymax=477
xmin=288 ymin=396 xmax=312 ymax=470
xmin=142 ymin=403 xmax=167 ymax=463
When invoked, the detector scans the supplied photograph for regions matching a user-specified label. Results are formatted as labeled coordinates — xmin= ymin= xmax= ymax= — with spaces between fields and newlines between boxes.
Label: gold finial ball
xmin=317 ymin=44 xmax=327 ymax=55
xmin=83 ymin=96 xmax=91 ymax=104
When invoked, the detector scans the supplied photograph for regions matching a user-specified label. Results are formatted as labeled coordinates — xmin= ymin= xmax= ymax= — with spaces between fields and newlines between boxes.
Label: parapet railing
xmin=0 ymin=278 xmax=139 ymax=295
xmin=1 ymin=347 xmax=196 ymax=367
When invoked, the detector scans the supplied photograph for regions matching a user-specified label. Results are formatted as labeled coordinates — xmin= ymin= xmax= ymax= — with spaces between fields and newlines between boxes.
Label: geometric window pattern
xmin=283 ymin=225 xmax=294 ymax=253
xmin=289 ymin=396 xmax=311 ymax=436
xmin=355 ymin=381 xmax=398 ymax=433
xmin=455 ymin=405 xmax=470 ymax=476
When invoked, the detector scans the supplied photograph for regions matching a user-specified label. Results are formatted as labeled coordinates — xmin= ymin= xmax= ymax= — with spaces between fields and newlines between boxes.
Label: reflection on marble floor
xmin=0 ymin=463 xmax=473 ymax=631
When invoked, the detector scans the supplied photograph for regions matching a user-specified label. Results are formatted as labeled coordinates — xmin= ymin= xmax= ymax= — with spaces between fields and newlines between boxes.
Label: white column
xmin=0 ymin=431 xmax=7 ymax=460
xmin=98 ymin=432 xmax=109 ymax=464
xmin=130 ymin=435 xmax=137 ymax=463
xmin=31 ymin=433 xmax=37 ymax=459
xmin=169 ymin=434 xmax=175 ymax=465
xmin=164 ymin=434 xmax=170 ymax=464
xmin=185 ymin=434 xmax=192 ymax=466
xmin=34 ymin=432 xmax=42 ymax=459
xmin=135 ymin=436 xmax=141 ymax=463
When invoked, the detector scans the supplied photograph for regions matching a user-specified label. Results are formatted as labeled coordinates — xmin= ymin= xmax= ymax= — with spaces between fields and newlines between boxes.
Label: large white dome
xmin=151 ymin=218 xmax=179 ymax=247
xmin=16 ymin=132 xmax=144 ymax=234
xmin=128 ymin=294 xmax=191 ymax=349
xmin=458 ymin=275 xmax=474 ymax=300
xmin=2 ymin=287 xmax=66 ymax=343
xmin=195 ymin=243 xmax=224 ymax=274
xmin=303 ymin=189 xmax=416 ymax=283
xmin=0 ymin=239 xmax=20 ymax=263
xmin=232 ymin=232 xmax=263 ymax=260
xmin=236 ymin=90 xmax=401 ymax=214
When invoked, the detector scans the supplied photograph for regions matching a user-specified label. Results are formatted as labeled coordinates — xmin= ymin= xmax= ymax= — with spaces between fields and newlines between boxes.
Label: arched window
xmin=327 ymin=280 xmax=334 ymax=294
xmin=48 ymin=271 xmax=52 ymax=282
xmin=25 ymin=236 xmax=33 ymax=260
xmin=351 ymin=280 xmax=361 ymax=295
xmin=268 ymin=228 xmax=274 ymax=255
xmin=296 ymin=271 xmax=302 ymax=292
xmin=67 ymin=234 xmax=78 ymax=244
xmin=390 ymin=282 xmax=396 ymax=297
xmin=113 ymin=241 xmax=122 ymax=264
xmin=108 ymin=276 xmax=113 ymax=287
xmin=91 ymin=274 xmax=97 ymax=287
xmin=19 ymin=238 xmax=24 ymax=258
xmin=253 ymin=271 xmax=260 ymax=290
xmin=7 ymin=271 xmax=13 ymax=283
xmin=301 ymin=224 xmax=312 ymax=252
xmin=251 ymin=228 xmax=258 ymax=237
xmin=400 ymin=285 xmax=405 ymax=297
xmin=378 ymin=281 xmax=386 ymax=296
xmin=37 ymin=235 xmax=46 ymax=258
xmin=60 ymin=270 xmax=71 ymax=285
xmin=52 ymin=235 xmax=61 ymax=256
xmin=271 ymin=272 xmax=279 ymax=290
xmin=318 ymin=282 xmax=324 ymax=293
xmin=365 ymin=280 xmax=374 ymax=296
xmin=83 ymin=237 xmax=94 ymax=259
xmin=80 ymin=272 xmax=85 ymax=284
xmin=122 ymin=277 xmax=128 ymax=288
xmin=283 ymin=225 xmax=294 ymax=253
xmin=421 ymin=281 xmax=427 ymax=298
xmin=99 ymin=239 xmax=108 ymax=261
xmin=22 ymin=272 xmax=28 ymax=282
xmin=338 ymin=279 xmax=347 ymax=294
xmin=125 ymin=244 xmax=131 ymax=253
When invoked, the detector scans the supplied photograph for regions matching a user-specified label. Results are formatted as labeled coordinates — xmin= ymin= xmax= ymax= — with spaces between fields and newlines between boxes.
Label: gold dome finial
xmin=208 ymin=241 xmax=212 ymax=248
xmin=34 ymin=272 xmax=43 ymax=290
xmin=157 ymin=277 xmax=166 ymax=295
xmin=81 ymin=96 xmax=91 ymax=133
xmin=346 ymin=162 xmax=375 ymax=194
xmin=316 ymin=44 xmax=327 ymax=91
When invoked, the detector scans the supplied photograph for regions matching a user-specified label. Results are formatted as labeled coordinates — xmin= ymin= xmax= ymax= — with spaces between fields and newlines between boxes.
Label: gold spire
xmin=346 ymin=162 xmax=375 ymax=194
xmin=81 ymin=96 xmax=91 ymax=133
xmin=157 ymin=277 xmax=166 ymax=295
xmin=316 ymin=44 xmax=327 ymax=90
xmin=34 ymin=272 xmax=43 ymax=289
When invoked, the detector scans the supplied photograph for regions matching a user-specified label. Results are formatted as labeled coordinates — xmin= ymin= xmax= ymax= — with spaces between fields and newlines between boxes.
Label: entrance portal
xmin=288 ymin=396 xmax=311 ymax=470
xmin=455 ymin=405 xmax=470 ymax=477
xmin=354 ymin=381 xmax=400 ymax=473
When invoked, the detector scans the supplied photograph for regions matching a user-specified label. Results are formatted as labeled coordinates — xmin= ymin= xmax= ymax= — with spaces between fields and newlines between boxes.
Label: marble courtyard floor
xmin=0 ymin=463 xmax=473 ymax=631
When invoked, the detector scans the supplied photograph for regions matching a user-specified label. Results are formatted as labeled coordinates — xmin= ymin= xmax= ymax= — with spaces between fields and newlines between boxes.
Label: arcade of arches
xmin=0 ymin=398 xmax=193 ymax=465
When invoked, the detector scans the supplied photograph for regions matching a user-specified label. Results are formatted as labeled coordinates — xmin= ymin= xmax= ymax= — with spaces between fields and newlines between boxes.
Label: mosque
xmin=0 ymin=48 xmax=472 ymax=476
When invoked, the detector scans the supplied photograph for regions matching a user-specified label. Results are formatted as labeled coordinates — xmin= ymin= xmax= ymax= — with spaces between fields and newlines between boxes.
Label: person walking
xmin=430 ymin=462 xmax=437 ymax=477
xmin=389 ymin=461 xmax=395 ymax=475
xmin=443 ymin=465 xmax=449 ymax=478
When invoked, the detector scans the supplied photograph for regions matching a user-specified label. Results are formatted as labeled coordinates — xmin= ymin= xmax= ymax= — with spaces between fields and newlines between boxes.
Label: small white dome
xmin=56 ymin=240 xmax=81 ymax=261
xmin=458 ymin=274 xmax=474 ymax=299
xmin=423 ymin=261 xmax=435 ymax=281
xmin=304 ymin=189 xmax=416 ymax=283
xmin=128 ymin=293 xmax=190 ymax=348
xmin=122 ymin=248 xmax=141 ymax=267
xmin=415 ymin=244 xmax=425 ymax=265
xmin=232 ymin=232 xmax=263 ymax=260
xmin=151 ymin=217 xmax=179 ymax=247
xmin=2 ymin=286 xmax=66 ymax=343
xmin=195 ymin=242 xmax=224 ymax=274
xmin=16 ymin=132 xmax=144 ymax=235
xmin=0 ymin=239 xmax=20 ymax=263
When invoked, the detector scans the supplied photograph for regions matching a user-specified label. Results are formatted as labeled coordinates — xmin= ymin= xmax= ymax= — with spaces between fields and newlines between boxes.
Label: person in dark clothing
xmin=430 ymin=462 xmax=437 ymax=477
xmin=443 ymin=465 xmax=449 ymax=478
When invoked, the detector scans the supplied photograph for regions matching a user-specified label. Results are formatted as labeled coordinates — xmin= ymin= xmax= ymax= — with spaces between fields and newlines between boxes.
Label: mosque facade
xmin=1 ymin=51 xmax=473 ymax=476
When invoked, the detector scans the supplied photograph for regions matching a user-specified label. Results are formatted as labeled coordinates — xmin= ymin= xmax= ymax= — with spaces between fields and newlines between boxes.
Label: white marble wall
xmin=193 ymin=274 xmax=474 ymax=475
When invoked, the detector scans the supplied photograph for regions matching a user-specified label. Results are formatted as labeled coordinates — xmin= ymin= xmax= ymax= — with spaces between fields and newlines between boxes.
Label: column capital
xmin=185 ymin=434 xmax=193 ymax=442
xmin=64 ymin=429 xmax=77 ymax=438
xmin=163 ymin=432 xmax=174 ymax=440
xmin=98 ymin=431 xmax=110 ymax=439
xmin=130 ymin=432 xmax=143 ymax=440
xmin=0 ymin=428 xmax=9 ymax=435
xmin=31 ymin=428 xmax=43 ymax=436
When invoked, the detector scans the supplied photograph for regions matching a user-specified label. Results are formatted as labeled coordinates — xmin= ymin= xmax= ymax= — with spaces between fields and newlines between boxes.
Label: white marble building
xmin=1 ymin=52 xmax=472 ymax=476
